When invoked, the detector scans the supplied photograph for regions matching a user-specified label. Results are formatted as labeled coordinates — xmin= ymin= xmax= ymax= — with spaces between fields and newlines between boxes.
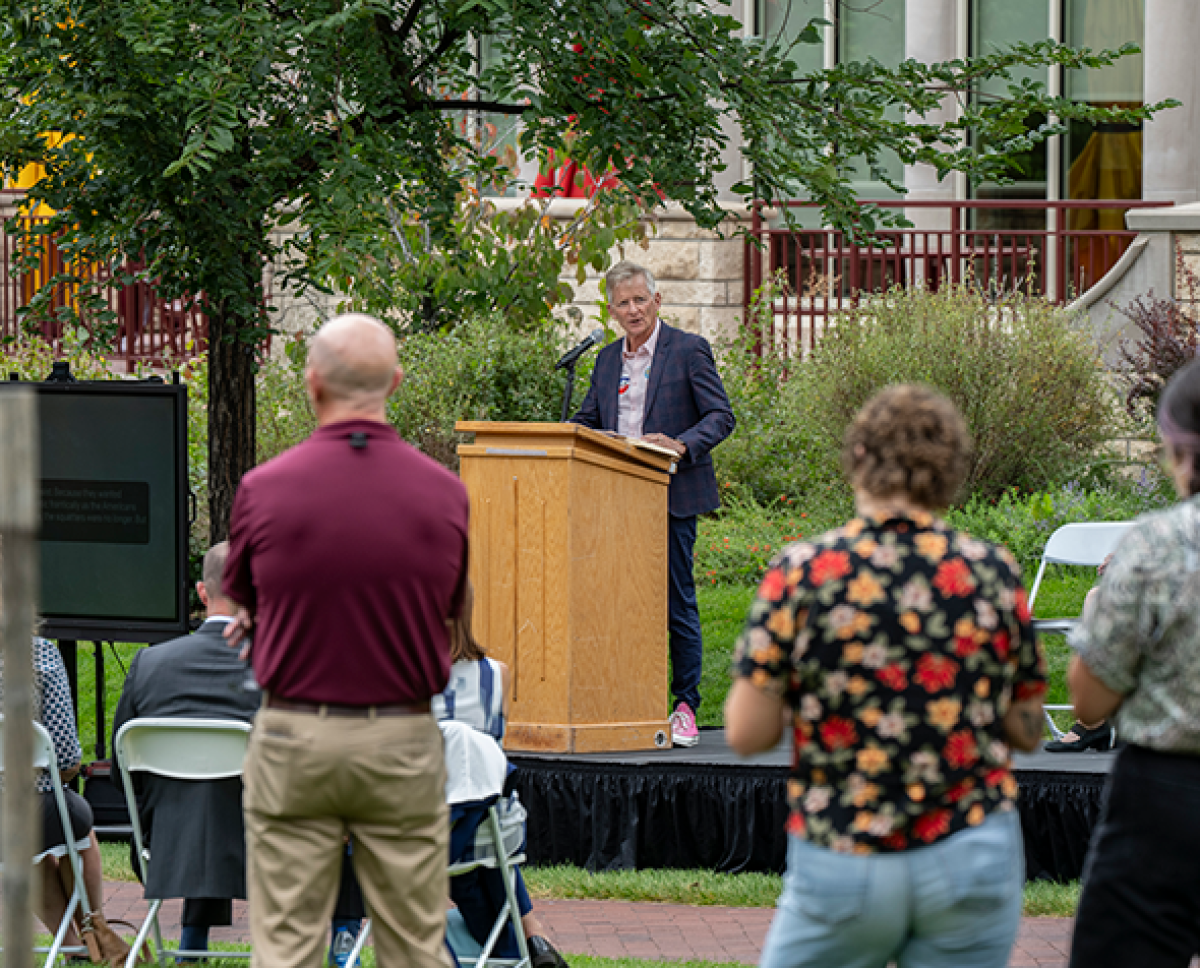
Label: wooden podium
xmin=455 ymin=422 xmax=675 ymax=753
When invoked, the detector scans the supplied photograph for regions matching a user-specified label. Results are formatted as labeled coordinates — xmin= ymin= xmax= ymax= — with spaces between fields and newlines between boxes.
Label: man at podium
xmin=572 ymin=260 xmax=735 ymax=747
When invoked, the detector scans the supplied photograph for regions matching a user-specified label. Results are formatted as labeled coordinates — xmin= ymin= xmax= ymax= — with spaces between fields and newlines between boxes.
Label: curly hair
xmin=842 ymin=385 xmax=972 ymax=510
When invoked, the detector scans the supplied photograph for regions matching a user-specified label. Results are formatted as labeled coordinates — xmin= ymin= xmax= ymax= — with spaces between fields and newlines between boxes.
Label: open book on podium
xmin=455 ymin=421 xmax=678 ymax=753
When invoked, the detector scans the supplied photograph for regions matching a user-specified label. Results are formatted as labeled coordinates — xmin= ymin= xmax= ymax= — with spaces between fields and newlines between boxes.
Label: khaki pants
xmin=244 ymin=707 xmax=451 ymax=968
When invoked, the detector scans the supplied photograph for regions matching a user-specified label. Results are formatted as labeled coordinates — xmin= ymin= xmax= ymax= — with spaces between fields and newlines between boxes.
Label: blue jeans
xmin=760 ymin=810 xmax=1024 ymax=968
xmin=668 ymin=514 xmax=703 ymax=713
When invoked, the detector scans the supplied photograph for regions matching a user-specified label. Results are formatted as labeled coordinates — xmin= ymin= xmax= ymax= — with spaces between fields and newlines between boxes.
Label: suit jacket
xmin=572 ymin=322 xmax=735 ymax=517
xmin=112 ymin=619 xmax=260 ymax=900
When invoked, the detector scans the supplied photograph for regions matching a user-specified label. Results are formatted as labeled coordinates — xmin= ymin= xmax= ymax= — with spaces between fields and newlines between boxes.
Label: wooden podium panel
xmin=456 ymin=422 xmax=674 ymax=753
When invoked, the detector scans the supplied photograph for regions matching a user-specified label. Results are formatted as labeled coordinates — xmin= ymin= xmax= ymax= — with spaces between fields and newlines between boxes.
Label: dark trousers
xmin=1069 ymin=744 xmax=1200 ymax=968
xmin=668 ymin=514 xmax=703 ymax=714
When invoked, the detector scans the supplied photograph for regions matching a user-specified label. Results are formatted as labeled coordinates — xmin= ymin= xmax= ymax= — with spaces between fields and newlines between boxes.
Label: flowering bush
xmin=695 ymin=489 xmax=851 ymax=585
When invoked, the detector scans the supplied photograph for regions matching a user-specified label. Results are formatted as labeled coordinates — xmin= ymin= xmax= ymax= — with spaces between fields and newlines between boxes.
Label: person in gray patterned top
xmin=1066 ymin=357 xmax=1200 ymax=968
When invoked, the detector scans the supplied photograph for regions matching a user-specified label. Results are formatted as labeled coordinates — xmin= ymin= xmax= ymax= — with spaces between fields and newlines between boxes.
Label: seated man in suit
xmin=112 ymin=541 xmax=260 ymax=958
xmin=572 ymin=260 xmax=735 ymax=746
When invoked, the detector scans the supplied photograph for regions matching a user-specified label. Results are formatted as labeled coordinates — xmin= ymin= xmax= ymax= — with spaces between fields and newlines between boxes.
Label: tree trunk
xmin=207 ymin=307 xmax=258 ymax=544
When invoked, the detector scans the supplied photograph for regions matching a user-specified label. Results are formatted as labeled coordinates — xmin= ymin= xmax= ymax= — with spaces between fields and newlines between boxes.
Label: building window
xmin=755 ymin=0 xmax=907 ymax=199
xmin=971 ymin=0 xmax=1144 ymax=210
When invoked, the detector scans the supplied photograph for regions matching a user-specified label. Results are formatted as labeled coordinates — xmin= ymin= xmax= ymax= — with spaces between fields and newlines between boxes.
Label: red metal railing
xmin=743 ymin=198 xmax=1174 ymax=358
xmin=0 ymin=191 xmax=207 ymax=366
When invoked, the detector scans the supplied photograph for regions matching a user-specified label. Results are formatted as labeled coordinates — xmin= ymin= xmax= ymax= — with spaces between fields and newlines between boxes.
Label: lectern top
xmin=455 ymin=421 xmax=677 ymax=475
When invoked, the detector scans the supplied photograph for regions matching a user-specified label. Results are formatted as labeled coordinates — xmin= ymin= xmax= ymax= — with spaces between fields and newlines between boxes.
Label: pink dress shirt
xmin=616 ymin=322 xmax=661 ymax=439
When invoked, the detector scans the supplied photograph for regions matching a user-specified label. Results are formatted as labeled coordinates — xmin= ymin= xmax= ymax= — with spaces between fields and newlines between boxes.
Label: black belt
xmin=264 ymin=695 xmax=431 ymax=718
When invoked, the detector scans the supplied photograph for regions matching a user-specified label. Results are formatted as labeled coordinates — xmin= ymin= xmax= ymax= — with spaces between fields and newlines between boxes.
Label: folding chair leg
xmin=1043 ymin=709 xmax=1065 ymax=741
xmin=489 ymin=809 xmax=530 ymax=968
xmin=124 ymin=898 xmax=165 ymax=968
xmin=45 ymin=887 xmax=83 ymax=966
xmin=347 ymin=918 xmax=372 ymax=966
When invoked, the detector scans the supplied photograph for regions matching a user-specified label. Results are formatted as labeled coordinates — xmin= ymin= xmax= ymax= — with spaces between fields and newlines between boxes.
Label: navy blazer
xmin=572 ymin=322 xmax=735 ymax=518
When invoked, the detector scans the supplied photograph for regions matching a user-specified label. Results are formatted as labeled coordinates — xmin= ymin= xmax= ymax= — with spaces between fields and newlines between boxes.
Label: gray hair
xmin=605 ymin=261 xmax=657 ymax=296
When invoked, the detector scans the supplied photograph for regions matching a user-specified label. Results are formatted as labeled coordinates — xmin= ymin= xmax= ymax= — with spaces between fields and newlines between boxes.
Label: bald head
xmin=306 ymin=314 xmax=403 ymax=423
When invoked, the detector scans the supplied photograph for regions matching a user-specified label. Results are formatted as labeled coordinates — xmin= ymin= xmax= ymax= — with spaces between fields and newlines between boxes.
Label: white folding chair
xmin=114 ymin=718 xmax=252 ymax=968
xmin=0 ymin=717 xmax=95 ymax=966
xmin=348 ymin=797 xmax=531 ymax=968
xmin=1027 ymin=521 xmax=1133 ymax=740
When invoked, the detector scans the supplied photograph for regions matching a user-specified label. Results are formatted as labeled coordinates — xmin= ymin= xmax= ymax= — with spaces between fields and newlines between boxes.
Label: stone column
xmin=1143 ymin=0 xmax=1200 ymax=205
xmin=903 ymin=0 xmax=961 ymax=231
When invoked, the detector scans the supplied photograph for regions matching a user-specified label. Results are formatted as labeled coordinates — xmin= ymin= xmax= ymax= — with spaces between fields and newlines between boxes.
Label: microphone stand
xmin=560 ymin=361 xmax=578 ymax=423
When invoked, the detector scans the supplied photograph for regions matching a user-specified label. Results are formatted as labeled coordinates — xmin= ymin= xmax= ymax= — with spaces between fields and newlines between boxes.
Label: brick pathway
xmin=94 ymin=881 xmax=1078 ymax=966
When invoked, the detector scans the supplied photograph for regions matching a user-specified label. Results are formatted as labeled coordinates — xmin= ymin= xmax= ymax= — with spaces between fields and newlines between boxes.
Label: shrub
xmin=945 ymin=473 xmax=1173 ymax=576
xmin=1117 ymin=247 xmax=1200 ymax=426
xmin=785 ymin=284 xmax=1118 ymax=499
xmin=712 ymin=277 xmax=825 ymax=504
xmin=0 ymin=329 xmax=119 ymax=381
xmin=695 ymin=488 xmax=852 ymax=585
xmin=386 ymin=314 xmax=595 ymax=470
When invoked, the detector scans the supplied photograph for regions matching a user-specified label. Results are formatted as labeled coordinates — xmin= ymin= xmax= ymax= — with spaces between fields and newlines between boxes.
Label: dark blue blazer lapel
xmin=642 ymin=322 xmax=673 ymax=425
xmin=597 ymin=343 xmax=621 ymax=431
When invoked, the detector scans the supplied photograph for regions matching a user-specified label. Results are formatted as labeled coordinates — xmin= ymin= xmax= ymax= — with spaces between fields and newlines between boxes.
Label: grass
xmin=696 ymin=585 xmax=756 ymax=728
xmin=73 ymin=640 xmax=145 ymax=761
xmin=531 ymin=865 xmax=1082 ymax=918
xmin=525 ymin=865 xmax=782 ymax=908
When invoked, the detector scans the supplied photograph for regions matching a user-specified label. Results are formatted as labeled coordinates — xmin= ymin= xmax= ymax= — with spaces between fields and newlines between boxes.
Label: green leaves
xmin=0 ymin=0 xmax=1176 ymax=339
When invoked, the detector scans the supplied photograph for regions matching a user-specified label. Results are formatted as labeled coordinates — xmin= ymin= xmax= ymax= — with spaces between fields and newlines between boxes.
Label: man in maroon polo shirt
xmin=223 ymin=313 xmax=467 ymax=968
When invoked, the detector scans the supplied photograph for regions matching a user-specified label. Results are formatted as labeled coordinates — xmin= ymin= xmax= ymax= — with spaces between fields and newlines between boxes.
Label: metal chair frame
xmin=1027 ymin=522 xmax=1132 ymax=740
xmin=349 ymin=803 xmax=531 ymax=968
xmin=113 ymin=717 xmax=252 ymax=968
xmin=0 ymin=717 xmax=94 ymax=966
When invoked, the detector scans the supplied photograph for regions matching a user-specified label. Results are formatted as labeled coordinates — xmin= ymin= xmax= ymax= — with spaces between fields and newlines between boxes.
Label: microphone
xmin=555 ymin=328 xmax=605 ymax=370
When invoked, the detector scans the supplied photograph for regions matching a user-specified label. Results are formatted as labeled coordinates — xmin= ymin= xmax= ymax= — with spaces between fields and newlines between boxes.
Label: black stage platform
xmin=510 ymin=730 xmax=1112 ymax=882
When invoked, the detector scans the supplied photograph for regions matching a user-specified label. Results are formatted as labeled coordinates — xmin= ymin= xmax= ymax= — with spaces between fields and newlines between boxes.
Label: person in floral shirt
xmin=726 ymin=385 xmax=1046 ymax=968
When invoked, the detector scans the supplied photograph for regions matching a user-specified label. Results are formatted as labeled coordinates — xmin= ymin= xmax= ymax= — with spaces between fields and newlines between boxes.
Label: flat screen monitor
xmin=0 ymin=380 xmax=189 ymax=642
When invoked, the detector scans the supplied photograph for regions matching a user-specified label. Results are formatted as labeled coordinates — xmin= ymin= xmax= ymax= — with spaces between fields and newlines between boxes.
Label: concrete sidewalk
xmin=97 ymin=881 xmax=1076 ymax=966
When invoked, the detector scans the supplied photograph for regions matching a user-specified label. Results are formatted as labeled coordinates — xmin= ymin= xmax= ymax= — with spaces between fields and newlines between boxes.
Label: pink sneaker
xmin=670 ymin=702 xmax=699 ymax=747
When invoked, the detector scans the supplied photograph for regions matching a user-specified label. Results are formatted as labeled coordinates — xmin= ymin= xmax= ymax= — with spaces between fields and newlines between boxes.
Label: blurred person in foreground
xmin=223 ymin=313 xmax=468 ymax=968
xmin=725 ymin=384 xmax=1046 ymax=968
xmin=1066 ymin=358 xmax=1200 ymax=968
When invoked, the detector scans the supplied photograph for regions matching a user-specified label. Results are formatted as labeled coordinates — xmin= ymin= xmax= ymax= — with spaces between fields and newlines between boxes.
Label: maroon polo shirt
xmin=223 ymin=419 xmax=468 ymax=705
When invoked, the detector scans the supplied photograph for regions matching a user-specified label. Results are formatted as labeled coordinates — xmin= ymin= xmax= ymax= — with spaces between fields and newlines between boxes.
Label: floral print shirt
xmin=1070 ymin=495 xmax=1200 ymax=754
xmin=733 ymin=511 xmax=1046 ymax=853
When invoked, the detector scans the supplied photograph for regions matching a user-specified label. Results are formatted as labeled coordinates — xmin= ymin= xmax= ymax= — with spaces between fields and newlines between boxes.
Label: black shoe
xmin=528 ymin=935 xmax=569 ymax=968
xmin=1044 ymin=720 xmax=1114 ymax=752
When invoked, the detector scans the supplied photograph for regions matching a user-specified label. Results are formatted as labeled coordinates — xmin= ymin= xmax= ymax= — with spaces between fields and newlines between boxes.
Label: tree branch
xmin=394 ymin=0 xmax=427 ymax=48
xmin=426 ymin=98 xmax=528 ymax=115
xmin=411 ymin=27 xmax=466 ymax=80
